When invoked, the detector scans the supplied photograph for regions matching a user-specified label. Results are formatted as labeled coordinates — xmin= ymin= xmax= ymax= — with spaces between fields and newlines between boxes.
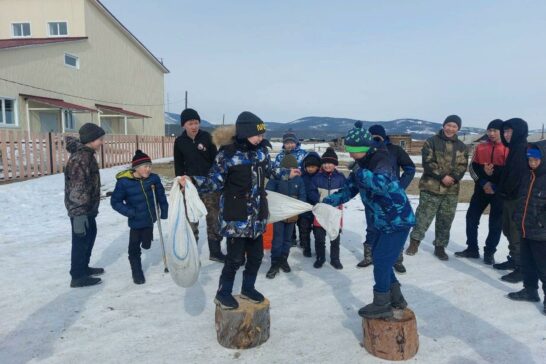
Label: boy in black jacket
xmin=174 ymin=108 xmax=225 ymax=262
xmin=508 ymin=141 xmax=546 ymax=315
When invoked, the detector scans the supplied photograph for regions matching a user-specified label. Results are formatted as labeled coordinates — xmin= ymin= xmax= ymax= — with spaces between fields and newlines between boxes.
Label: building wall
xmin=0 ymin=0 xmax=86 ymax=38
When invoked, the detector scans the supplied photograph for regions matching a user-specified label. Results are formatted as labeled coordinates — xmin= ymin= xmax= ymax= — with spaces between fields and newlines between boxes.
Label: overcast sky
xmin=102 ymin=0 xmax=546 ymax=129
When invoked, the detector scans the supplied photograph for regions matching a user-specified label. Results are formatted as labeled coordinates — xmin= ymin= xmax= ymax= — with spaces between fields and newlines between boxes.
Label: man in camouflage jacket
xmin=406 ymin=115 xmax=469 ymax=260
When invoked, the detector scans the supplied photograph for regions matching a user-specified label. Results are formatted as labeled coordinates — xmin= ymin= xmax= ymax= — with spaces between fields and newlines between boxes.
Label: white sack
xmin=267 ymin=191 xmax=342 ymax=240
xmin=165 ymin=178 xmax=207 ymax=287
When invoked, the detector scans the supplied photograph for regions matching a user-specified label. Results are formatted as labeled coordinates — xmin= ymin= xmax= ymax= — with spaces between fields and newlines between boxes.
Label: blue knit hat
xmin=527 ymin=147 xmax=542 ymax=159
xmin=345 ymin=121 xmax=373 ymax=153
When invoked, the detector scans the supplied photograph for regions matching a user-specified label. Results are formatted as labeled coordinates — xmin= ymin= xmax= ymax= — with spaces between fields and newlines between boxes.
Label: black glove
xmin=73 ymin=215 xmax=89 ymax=236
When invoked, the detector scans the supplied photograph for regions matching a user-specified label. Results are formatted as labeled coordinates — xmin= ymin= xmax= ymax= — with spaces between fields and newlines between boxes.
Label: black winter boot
xmin=209 ymin=239 xmax=226 ymax=263
xmin=314 ymin=236 xmax=326 ymax=269
xmin=266 ymin=260 xmax=281 ymax=279
xmin=313 ymin=257 xmax=325 ymax=269
xmin=501 ymin=268 xmax=523 ymax=283
xmin=86 ymin=267 xmax=105 ymax=276
xmin=357 ymin=243 xmax=373 ymax=268
xmin=483 ymin=252 xmax=495 ymax=265
xmin=330 ymin=240 xmax=343 ymax=270
xmin=493 ymin=256 xmax=515 ymax=270
xmin=241 ymin=272 xmax=265 ymax=303
xmin=129 ymin=257 xmax=145 ymax=285
xmin=390 ymin=282 xmax=408 ymax=309
xmin=215 ymin=278 xmax=238 ymax=309
xmin=393 ymin=251 xmax=406 ymax=273
xmin=454 ymin=248 xmax=480 ymax=259
xmin=434 ymin=246 xmax=449 ymax=261
xmin=70 ymin=276 xmax=102 ymax=288
xmin=507 ymin=288 xmax=540 ymax=302
xmin=405 ymin=239 xmax=420 ymax=256
xmin=280 ymin=255 xmax=291 ymax=273
xmin=358 ymin=291 xmax=393 ymax=319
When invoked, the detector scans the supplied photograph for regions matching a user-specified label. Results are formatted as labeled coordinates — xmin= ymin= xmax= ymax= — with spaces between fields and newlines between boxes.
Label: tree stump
xmin=215 ymin=296 xmax=270 ymax=349
xmin=362 ymin=308 xmax=419 ymax=361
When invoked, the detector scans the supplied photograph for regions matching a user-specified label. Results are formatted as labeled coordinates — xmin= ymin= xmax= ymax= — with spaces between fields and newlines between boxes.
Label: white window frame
xmin=0 ymin=97 xmax=19 ymax=127
xmin=48 ymin=21 xmax=69 ymax=37
xmin=63 ymin=110 xmax=76 ymax=130
xmin=64 ymin=53 xmax=80 ymax=69
xmin=11 ymin=22 xmax=32 ymax=38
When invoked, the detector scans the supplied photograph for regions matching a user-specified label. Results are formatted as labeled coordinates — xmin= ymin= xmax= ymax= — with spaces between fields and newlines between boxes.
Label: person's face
xmin=87 ymin=136 xmax=104 ymax=151
xmin=443 ymin=122 xmax=459 ymax=138
xmin=504 ymin=128 xmax=513 ymax=143
xmin=305 ymin=165 xmax=319 ymax=175
xmin=247 ymin=134 xmax=264 ymax=145
xmin=349 ymin=152 xmax=367 ymax=160
xmin=322 ymin=163 xmax=335 ymax=173
xmin=284 ymin=141 xmax=296 ymax=151
xmin=487 ymin=128 xmax=500 ymax=142
xmin=134 ymin=164 xmax=152 ymax=178
xmin=184 ymin=119 xmax=200 ymax=137
xmin=528 ymin=157 xmax=541 ymax=170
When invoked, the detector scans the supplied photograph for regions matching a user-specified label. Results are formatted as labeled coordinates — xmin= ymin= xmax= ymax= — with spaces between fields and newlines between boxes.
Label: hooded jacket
xmin=173 ymin=129 xmax=217 ymax=177
xmin=514 ymin=141 xmax=546 ymax=241
xmin=469 ymin=138 xmax=509 ymax=187
xmin=273 ymin=142 xmax=308 ymax=169
xmin=64 ymin=136 xmax=101 ymax=217
xmin=110 ymin=170 xmax=168 ymax=229
xmin=497 ymin=118 xmax=529 ymax=200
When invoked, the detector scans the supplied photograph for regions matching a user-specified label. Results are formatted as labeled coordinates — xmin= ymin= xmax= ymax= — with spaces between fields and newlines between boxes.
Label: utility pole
xmin=222 ymin=114 xmax=225 ymax=125
xmin=542 ymin=123 xmax=544 ymax=140
xmin=185 ymin=91 xmax=188 ymax=109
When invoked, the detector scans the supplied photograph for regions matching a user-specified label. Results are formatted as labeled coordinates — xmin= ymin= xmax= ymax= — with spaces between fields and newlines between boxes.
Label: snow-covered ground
xmin=1 ymin=160 xmax=545 ymax=364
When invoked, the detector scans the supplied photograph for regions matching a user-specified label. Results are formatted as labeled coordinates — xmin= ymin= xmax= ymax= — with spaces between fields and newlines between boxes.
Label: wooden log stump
xmin=215 ymin=295 xmax=270 ymax=349
xmin=362 ymin=308 xmax=419 ymax=361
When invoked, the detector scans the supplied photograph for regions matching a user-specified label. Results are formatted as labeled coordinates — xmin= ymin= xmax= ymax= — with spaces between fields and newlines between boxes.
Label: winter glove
xmin=160 ymin=210 xmax=168 ymax=220
xmin=73 ymin=215 xmax=89 ymax=236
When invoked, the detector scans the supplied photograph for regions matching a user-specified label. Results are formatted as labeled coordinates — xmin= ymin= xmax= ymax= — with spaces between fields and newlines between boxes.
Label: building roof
xmin=96 ymin=104 xmax=150 ymax=118
xmin=0 ymin=37 xmax=88 ymax=50
xmin=21 ymin=94 xmax=97 ymax=112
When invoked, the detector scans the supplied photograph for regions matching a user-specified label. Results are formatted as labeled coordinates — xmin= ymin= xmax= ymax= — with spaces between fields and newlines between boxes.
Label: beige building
xmin=0 ymin=0 xmax=169 ymax=136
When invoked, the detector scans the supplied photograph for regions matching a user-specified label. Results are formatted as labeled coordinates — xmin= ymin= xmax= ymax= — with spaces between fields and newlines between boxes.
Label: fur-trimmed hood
xmin=212 ymin=125 xmax=272 ymax=151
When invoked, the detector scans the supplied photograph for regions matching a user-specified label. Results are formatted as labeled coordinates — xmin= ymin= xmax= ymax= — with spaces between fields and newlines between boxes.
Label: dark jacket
xmin=498 ymin=118 xmax=529 ymax=200
xmin=386 ymin=141 xmax=416 ymax=190
xmin=110 ymin=171 xmax=168 ymax=229
xmin=308 ymin=169 xmax=347 ymax=205
xmin=273 ymin=142 xmax=308 ymax=169
xmin=64 ymin=136 xmax=101 ymax=218
xmin=300 ymin=152 xmax=321 ymax=220
xmin=174 ymin=130 xmax=217 ymax=177
xmin=266 ymin=175 xmax=306 ymax=202
xmin=469 ymin=139 xmax=509 ymax=188
xmin=514 ymin=141 xmax=546 ymax=241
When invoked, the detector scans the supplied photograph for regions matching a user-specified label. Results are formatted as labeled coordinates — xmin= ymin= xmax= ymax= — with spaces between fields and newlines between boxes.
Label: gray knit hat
xmin=79 ymin=123 xmax=105 ymax=144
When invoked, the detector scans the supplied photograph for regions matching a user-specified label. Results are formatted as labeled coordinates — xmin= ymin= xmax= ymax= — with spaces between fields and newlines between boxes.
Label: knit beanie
xmin=368 ymin=124 xmax=388 ymax=141
xmin=79 ymin=123 xmax=105 ymax=144
xmin=443 ymin=115 xmax=462 ymax=130
xmin=344 ymin=121 xmax=373 ymax=153
xmin=132 ymin=149 xmax=152 ymax=168
xmin=527 ymin=147 xmax=542 ymax=159
xmin=280 ymin=154 xmax=298 ymax=169
xmin=283 ymin=130 xmax=298 ymax=144
xmin=235 ymin=111 xmax=266 ymax=139
xmin=180 ymin=108 xmax=201 ymax=126
xmin=487 ymin=119 xmax=503 ymax=130
xmin=303 ymin=153 xmax=321 ymax=169
xmin=321 ymin=147 xmax=339 ymax=166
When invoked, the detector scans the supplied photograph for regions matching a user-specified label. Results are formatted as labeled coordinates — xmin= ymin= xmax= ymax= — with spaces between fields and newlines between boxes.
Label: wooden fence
xmin=0 ymin=130 xmax=175 ymax=182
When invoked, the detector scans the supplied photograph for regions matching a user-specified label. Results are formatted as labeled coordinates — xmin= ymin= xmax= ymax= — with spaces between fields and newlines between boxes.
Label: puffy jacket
xmin=498 ymin=118 xmax=529 ymax=200
xmin=514 ymin=141 xmax=546 ymax=241
xmin=299 ymin=152 xmax=321 ymax=220
xmin=110 ymin=171 xmax=168 ymax=229
xmin=419 ymin=130 xmax=469 ymax=195
xmin=308 ymin=169 xmax=347 ymax=205
xmin=194 ymin=126 xmax=289 ymax=238
xmin=64 ymin=136 xmax=101 ymax=218
xmin=273 ymin=143 xmax=308 ymax=169
xmin=266 ymin=175 xmax=306 ymax=202
xmin=469 ymin=139 xmax=509 ymax=187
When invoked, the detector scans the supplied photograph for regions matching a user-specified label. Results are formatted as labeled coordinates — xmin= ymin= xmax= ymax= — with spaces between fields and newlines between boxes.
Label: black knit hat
xmin=368 ymin=124 xmax=388 ymax=141
xmin=280 ymin=154 xmax=298 ymax=169
xmin=132 ymin=149 xmax=152 ymax=168
xmin=283 ymin=130 xmax=298 ymax=144
xmin=443 ymin=115 xmax=462 ymax=130
xmin=236 ymin=111 xmax=266 ymax=139
xmin=487 ymin=119 xmax=503 ymax=130
xmin=321 ymin=147 xmax=339 ymax=166
xmin=79 ymin=123 xmax=105 ymax=144
xmin=180 ymin=108 xmax=201 ymax=126
xmin=303 ymin=152 xmax=321 ymax=169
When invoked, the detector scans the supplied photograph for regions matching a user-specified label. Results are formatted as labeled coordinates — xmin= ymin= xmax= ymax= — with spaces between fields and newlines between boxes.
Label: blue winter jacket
xmin=111 ymin=171 xmax=168 ymax=229
xmin=266 ymin=175 xmax=306 ymax=202
xmin=273 ymin=143 xmax=308 ymax=169
xmin=308 ymin=169 xmax=347 ymax=205
xmin=300 ymin=152 xmax=321 ymax=219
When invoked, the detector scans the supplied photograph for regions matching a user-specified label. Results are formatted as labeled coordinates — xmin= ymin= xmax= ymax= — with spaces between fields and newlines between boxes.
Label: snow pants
xmin=521 ymin=238 xmax=546 ymax=296
xmin=70 ymin=216 xmax=97 ymax=279
xmin=372 ymin=228 xmax=410 ymax=293
xmin=297 ymin=215 xmax=314 ymax=254
xmin=271 ymin=221 xmax=295 ymax=261
xmin=465 ymin=185 xmax=503 ymax=254
xmin=218 ymin=236 xmax=264 ymax=295
xmin=313 ymin=226 xmax=341 ymax=262
xmin=364 ymin=205 xmax=404 ymax=264
xmin=502 ymin=198 xmax=522 ymax=268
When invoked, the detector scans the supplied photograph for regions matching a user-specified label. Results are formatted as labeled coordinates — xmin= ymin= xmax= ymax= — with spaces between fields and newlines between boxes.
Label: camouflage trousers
xmin=410 ymin=191 xmax=458 ymax=247
xmin=190 ymin=191 xmax=222 ymax=244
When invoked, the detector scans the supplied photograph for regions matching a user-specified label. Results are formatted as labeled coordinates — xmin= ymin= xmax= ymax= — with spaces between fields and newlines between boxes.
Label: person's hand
xmin=483 ymin=182 xmax=495 ymax=194
xmin=73 ymin=215 xmax=89 ymax=236
xmin=484 ymin=163 xmax=494 ymax=176
xmin=178 ymin=176 xmax=190 ymax=189
xmin=289 ymin=168 xmax=301 ymax=179
xmin=442 ymin=175 xmax=455 ymax=186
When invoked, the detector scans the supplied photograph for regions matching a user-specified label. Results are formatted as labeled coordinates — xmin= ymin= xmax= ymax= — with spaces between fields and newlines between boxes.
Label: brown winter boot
xmin=434 ymin=246 xmax=449 ymax=261
xmin=405 ymin=239 xmax=420 ymax=256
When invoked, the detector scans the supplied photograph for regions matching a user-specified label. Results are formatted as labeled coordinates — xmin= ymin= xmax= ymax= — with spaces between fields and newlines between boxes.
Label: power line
xmin=0 ymin=76 xmax=186 ymax=107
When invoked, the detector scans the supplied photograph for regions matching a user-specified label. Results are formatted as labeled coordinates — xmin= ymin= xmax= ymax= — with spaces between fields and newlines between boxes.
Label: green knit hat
xmin=344 ymin=121 xmax=373 ymax=153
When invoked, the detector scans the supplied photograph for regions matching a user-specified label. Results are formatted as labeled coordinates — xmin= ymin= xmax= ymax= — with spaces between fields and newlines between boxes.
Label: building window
xmin=12 ymin=23 xmax=31 ymax=37
xmin=399 ymin=140 xmax=407 ymax=149
xmin=48 ymin=22 xmax=68 ymax=36
xmin=0 ymin=98 xmax=18 ymax=127
xmin=64 ymin=110 xmax=75 ymax=130
xmin=64 ymin=53 xmax=79 ymax=69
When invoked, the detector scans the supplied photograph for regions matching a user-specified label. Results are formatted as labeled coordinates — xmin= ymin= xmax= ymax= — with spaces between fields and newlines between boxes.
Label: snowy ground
xmin=1 ymin=159 xmax=545 ymax=364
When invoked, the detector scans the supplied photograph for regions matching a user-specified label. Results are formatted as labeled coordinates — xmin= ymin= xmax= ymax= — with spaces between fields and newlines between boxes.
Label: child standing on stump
xmin=64 ymin=123 xmax=106 ymax=288
xmin=508 ymin=141 xmax=546 ymax=315
xmin=299 ymin=152 xmax=322 ymax=257
xmin=308 ymin=147 xmax=346 ymax=269
xmin=323 ymin=122 xmax=416 ymax=319
xmin=265 ymin=154 xmax=306 ymax=279
xmin=111 ymin=150 xmax=168 ymax=284
xmin=181 ymin=111 xmax=297 ymax=310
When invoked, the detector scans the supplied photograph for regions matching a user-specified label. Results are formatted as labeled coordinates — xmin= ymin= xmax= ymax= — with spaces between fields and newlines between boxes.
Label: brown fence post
xmin=100 ymin=144 xmax=105 ymax=169
xmin=162 ymin=136 xmax=165 ymax=158
xmin=48 ymin=132 xmax=54 ymax=174
xmin=135 ymin=135 xmax=139 ymax=150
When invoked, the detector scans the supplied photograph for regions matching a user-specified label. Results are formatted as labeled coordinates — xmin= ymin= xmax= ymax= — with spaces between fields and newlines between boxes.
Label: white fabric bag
xmin=165 ymin=178 xmax=207 ymax=287
xmin=267 ymin=191 xmax=342 ymax=240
